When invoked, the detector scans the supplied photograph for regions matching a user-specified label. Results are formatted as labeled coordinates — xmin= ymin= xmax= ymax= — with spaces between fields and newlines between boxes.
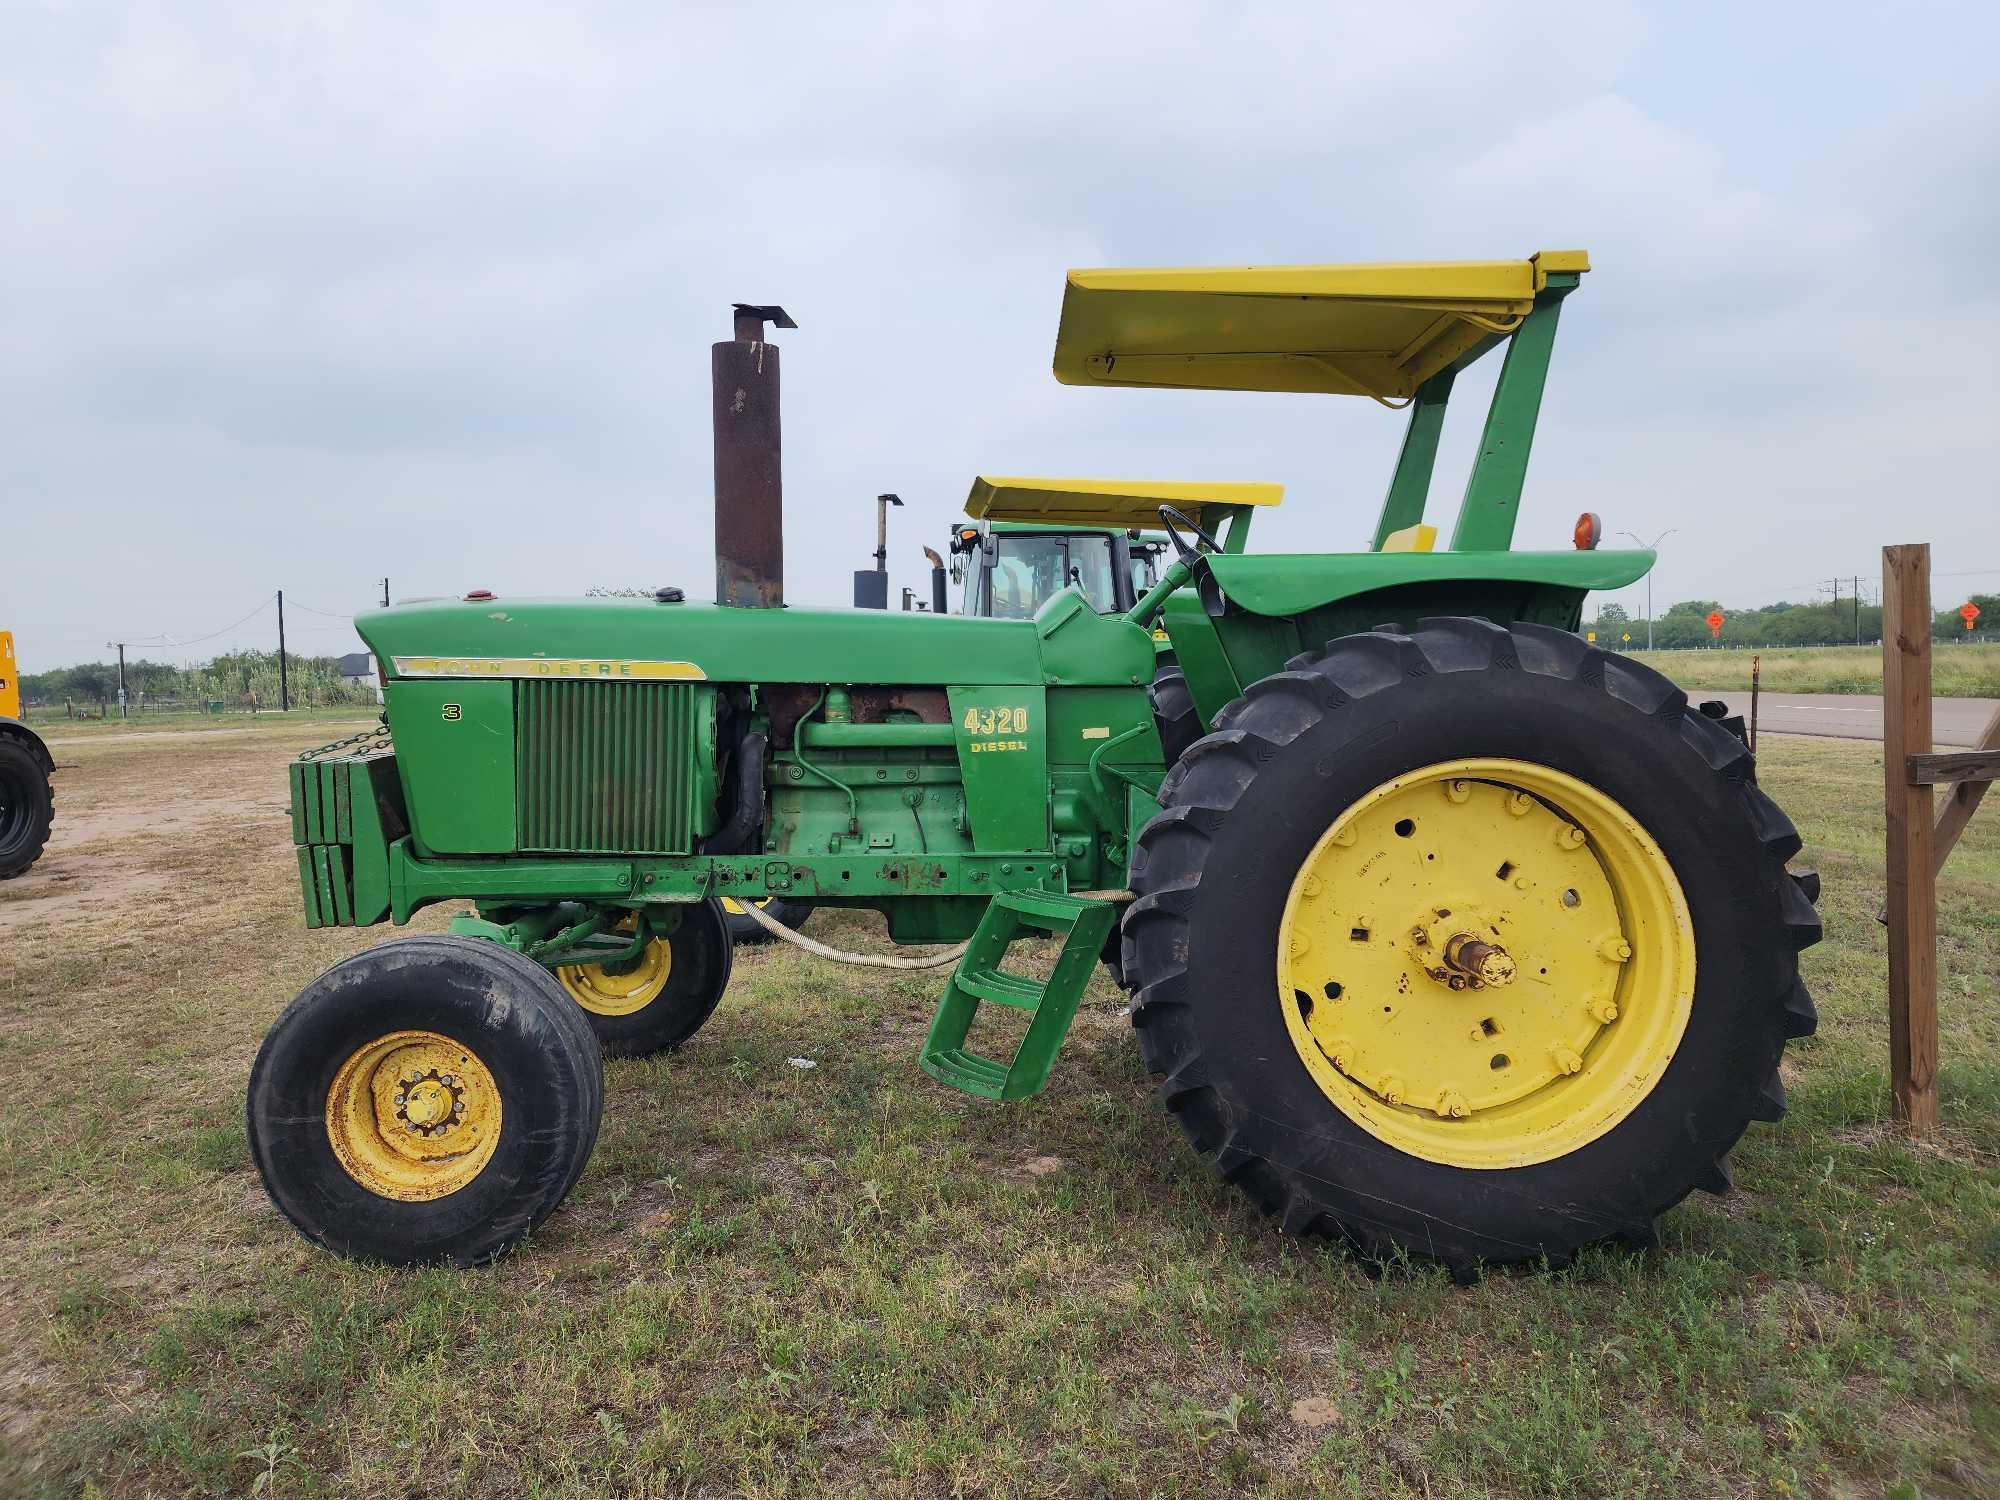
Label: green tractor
xmin=250 ymin=252 xmax=1820 ymax=1278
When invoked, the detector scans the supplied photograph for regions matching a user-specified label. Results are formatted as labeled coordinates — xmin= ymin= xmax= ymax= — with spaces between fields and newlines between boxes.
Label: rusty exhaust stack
xmin=713 ymin=303 xmax=795 ymax=608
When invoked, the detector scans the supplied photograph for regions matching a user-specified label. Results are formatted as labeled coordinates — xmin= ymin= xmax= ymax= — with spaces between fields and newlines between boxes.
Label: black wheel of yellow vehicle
xmin=1124 ymin=618 xmax=1820 ymax=1278
xmin=721 ymin=895 xmax=813 ymax=943
xmin=246 ymin=935 xmax=603 ymax=1266
xmin=0 ymin=735 xmax=54 ymax=879
xmin=555 ymin=898 xmax=733 ymax=1058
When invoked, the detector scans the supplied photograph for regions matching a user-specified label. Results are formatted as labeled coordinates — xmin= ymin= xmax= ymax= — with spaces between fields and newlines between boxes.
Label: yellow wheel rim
xmin=325 ymin=1030 xmax=502 ymax=1201
xmin=556 ymin=919 xmax=672 ymax=1017
xmin=1276 ymin=758 xmax=1694 ymax=1170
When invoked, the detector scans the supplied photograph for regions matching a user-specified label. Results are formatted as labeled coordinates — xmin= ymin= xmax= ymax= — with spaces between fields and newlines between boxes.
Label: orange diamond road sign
xmin=1706 ymin=609 xmax=1724 ymax=640
xmin=1963 ymin=602 xmax=1981 ymax=630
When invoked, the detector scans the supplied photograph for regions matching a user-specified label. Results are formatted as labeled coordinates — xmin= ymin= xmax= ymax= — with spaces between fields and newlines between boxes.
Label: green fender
xmin=1163 ymin=548 xmax=1653 ymax=727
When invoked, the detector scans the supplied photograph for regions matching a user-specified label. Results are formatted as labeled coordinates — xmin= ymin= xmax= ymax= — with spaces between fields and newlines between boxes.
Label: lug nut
xmin=1599 ymin=936 xmax=1632 ymax=963
xmin=1506 ymin=792 xmax=1533 ymax=817
xmin=1588 ymin=995 xmax=1620 ymax=1024
xmin=1551 ymin=1045 xmax=1584 ymax=1075
xmin=1556 ymin=824 xmax=1587 ymax=850
xmin=1379 ymin=1076 xmax=1406 ymax=1105
xmin=1445 ymin=780 xmax=1471 ymax=804
xmin=1435 ymin=1089 xmax=1470 ymax=1119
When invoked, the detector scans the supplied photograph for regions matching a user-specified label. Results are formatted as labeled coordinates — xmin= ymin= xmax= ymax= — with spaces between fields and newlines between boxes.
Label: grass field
xmin=1 ymin=723 xmax=1995 ymax=1498
xmin=1627 ymin=642 xmax=2000 ymax=698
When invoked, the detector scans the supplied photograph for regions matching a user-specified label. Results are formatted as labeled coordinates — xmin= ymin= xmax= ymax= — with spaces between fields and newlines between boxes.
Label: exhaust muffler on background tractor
xmin=713 ymin=303 xmax=794 ymax=609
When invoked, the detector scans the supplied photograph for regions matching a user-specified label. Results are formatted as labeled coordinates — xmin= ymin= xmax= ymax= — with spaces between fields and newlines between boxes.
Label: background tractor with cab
xmin=0 ymin=630 xmax=56 ymax=879
xmin=249 ymin=251 xmax=1821 ymax=1280
xmin=943 ymin=476 xmax=1282 ymax=762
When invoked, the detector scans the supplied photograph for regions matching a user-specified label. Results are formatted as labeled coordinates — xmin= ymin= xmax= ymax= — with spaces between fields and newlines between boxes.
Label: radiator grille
xmin=516 ymin=679 xmax=707 ymax=854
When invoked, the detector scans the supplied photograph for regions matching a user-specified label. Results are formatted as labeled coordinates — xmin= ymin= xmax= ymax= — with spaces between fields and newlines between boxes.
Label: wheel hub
xmin=557 ymin=919 xmax=672 ymax=1017
xmin=1277 ymin=758 xmax=1694 ymax=1168
xmin=394 ymin=1069 xmax=465 ymax=1136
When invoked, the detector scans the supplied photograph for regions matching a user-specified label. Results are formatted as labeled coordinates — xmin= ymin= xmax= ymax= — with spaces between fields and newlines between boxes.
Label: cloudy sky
xmin=6 ymin=1 xmax=1996 ymax=672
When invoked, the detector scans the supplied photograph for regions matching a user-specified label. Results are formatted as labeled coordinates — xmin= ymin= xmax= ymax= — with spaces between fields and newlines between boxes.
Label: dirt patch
xmin=0 ymin=859 xmax=173 ymax=935
xmin=0 ymin=731 xmax=307 ymax=937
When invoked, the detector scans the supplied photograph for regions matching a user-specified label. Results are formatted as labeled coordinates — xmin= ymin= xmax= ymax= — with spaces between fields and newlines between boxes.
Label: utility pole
xmin=1855 ymin=574 xmax=1862 ymax=645
xmin=277 ymin=589 xmax=290 ymax=712
xmin=1618 ymin=528 xmax=1676 ymax=650
xmin=112 ymin=642 xmax=127 ymax=719
xmin=381 ymin=577 xmax=390 ymax=608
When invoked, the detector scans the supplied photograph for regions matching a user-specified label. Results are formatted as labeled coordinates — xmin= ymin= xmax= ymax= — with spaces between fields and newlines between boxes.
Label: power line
xmin=120 ymin=593 xmax=276 ymax=650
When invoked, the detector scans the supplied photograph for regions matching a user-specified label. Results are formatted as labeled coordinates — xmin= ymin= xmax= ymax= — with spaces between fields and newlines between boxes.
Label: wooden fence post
xmin=1881 ymin=543 xmax=1938 ymax=1134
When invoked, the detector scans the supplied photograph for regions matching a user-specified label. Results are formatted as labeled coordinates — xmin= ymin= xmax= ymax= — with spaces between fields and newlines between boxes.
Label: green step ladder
xmin=920 ymin=890 xmax=1120 ymax=1101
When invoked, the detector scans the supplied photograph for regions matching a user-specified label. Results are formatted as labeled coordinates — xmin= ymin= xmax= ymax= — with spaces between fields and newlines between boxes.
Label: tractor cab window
xmin=1129 ymin=542 xmax=1161 ymax=597
xmin=976 ymin=533 xmax=1119 ymax=619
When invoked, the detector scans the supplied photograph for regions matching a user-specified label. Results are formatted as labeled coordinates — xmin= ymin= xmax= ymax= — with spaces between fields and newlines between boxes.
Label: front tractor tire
xmin=1124 ymin=618 xmax=1820 ymax=1278
xmin=0 ymin=734 xmax=54 ymax=879
xmin=247 ymin=936 xmax=604 ymax=1267
xmin=555 ymin=898 xmax=734 ymax=1058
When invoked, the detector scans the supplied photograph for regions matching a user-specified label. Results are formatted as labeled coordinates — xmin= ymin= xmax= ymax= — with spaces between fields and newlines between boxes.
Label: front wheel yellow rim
xmin=1276 ymin=758 xmax=1695 ymax=1170
xmin=325 ymin=1030 xmax=502 ymax=1200
xmin=557 ymin=920 xmax=672 ymax=1016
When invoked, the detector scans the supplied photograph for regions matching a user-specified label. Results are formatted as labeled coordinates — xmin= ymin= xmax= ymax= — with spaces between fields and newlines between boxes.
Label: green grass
xmin=1627 ymin=642 xmax=2000 ymax=698
xmin=0 ymin=731 xmax=1994 ymax=1497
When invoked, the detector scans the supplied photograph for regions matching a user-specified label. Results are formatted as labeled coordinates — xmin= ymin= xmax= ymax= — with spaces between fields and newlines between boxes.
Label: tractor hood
xmin=356 ymin=593 xmax=1152 ymax=689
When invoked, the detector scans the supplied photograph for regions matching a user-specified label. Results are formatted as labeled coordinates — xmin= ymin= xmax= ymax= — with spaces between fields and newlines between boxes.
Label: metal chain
xmin=298 ymin=719 xmax=393 ymax=762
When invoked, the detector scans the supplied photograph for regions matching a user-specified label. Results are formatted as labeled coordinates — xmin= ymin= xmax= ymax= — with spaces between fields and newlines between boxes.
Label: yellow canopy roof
xmin=965 ymin=476 xmax=1282 ymax=530
xmin=1053 ymin=250 xmax=1588 ymax=401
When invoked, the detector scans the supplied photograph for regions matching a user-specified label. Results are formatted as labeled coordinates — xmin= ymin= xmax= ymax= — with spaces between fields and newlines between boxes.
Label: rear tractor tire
xmin=723 ymin=895 xmax=814 ymax=944
xmin=1123 ymin=618 xmax=1820 ymax=1278
xmin=246 ymin=935 xmax=604 ymax=1266
xmin=1149 ymin=665 xmax=1201 ymax=767
xmin=0 ymin=735 xmax=54 ymax=879
xmin=555 ymin=898 xmax=734 ymax=1058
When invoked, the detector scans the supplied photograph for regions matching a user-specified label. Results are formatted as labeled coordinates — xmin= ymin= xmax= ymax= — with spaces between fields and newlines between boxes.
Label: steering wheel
xmin=1158 ymin=504 xmax=1222 ymax=562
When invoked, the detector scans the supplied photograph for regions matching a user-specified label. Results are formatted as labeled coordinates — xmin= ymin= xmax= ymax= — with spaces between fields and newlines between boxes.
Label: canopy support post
xmin=1371 ymin=369 xmax=1456 ymax=550
xmin=1448 ymin=273 xmax=1581 ymax=552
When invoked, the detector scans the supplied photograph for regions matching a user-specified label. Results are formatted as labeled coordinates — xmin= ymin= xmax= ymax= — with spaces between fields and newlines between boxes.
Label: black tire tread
xmin=1149 ymin=665 xmax=1202 ymax=767
xmin=0 ymin=734 xmax=54 ymax=880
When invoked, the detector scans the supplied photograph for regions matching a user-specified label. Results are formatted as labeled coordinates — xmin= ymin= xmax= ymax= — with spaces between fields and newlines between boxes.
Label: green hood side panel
xmin=359 ymin=598 xmax=1065 ymax=686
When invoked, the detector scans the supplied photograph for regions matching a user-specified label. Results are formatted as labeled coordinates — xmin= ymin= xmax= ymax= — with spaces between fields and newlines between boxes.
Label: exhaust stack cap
xmin=732 ymin=303 xmax=796 ymax=341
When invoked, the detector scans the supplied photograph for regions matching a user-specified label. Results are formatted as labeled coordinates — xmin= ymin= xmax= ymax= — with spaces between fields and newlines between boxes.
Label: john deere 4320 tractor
xmin=251 ymin=252 xmax=1820 ymax=1277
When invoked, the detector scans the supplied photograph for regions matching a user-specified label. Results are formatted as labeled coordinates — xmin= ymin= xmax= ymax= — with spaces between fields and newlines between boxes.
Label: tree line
xmin=21 ymin=649 xmax=376 ymax=709
xmin=1594 ymin=595 xmax=1996 ymax=650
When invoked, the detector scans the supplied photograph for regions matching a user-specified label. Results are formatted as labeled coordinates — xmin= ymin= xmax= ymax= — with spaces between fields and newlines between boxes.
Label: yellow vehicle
xmin=0 ymin=631 xmax=55 ymax=878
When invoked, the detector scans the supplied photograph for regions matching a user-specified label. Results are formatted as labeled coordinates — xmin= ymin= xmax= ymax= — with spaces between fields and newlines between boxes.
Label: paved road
xmin=1704 ymin=692 xmax=1996 ymax=748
